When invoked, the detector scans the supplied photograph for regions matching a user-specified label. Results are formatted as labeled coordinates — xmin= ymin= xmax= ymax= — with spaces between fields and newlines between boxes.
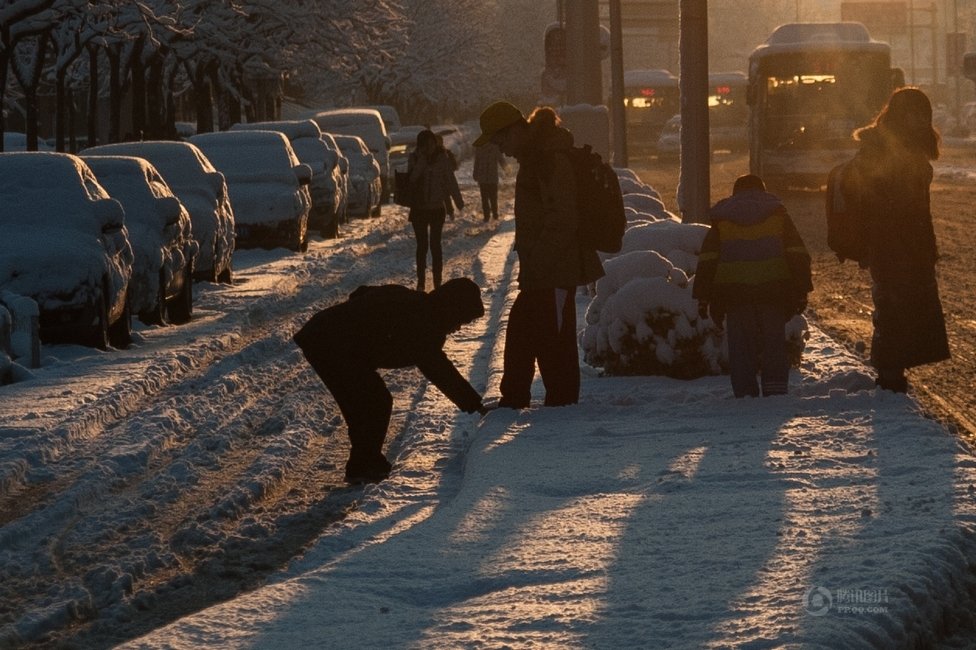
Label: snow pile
xmin=582 ymin=171 xmax=809 ymax=378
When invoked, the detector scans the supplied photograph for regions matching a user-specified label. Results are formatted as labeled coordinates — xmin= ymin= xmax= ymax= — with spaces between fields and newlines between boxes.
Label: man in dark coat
xmin=293 ymin=277 xmax=489 ymax=484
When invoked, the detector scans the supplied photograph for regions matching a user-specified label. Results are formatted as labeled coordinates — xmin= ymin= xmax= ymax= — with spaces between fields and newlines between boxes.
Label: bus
xmin=622 ymin=69 xmax=679 ymax=150
xmin=747 ymin=22 xmax=901 ymax=187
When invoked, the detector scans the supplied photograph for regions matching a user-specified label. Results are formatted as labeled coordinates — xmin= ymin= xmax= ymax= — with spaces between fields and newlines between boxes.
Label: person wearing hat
xmin=474 ymin=102 xmax=604 ymax=409
xmin=293 ymin=277 xmax=490 ymax=484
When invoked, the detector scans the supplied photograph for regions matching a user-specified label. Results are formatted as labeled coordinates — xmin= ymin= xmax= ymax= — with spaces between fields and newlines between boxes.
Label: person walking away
xmin=407 ymin=129 xmax=464 ymax=291
xmin=473 ymin=141 xmax=505 ymax=221
xmin=473 ymin=102 xmax=605 ymax=408
xmin=437 ymin=133 xmax=462 ymax=221
xmin=693 ymin=174 xmax=812 ymax=398
xmin=847 ymin=86 xmax=949 ymax=392
xmin=293 ymin=278 xmax=490 ymax=484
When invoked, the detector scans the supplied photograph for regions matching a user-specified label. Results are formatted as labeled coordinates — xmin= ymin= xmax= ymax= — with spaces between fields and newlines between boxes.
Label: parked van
xmin=308 ymin=108 xmax=391 ymax=209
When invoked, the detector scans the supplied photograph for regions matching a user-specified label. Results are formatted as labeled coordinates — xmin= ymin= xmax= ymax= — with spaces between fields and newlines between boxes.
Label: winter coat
xmin=473 ymin=143 xmax=504 ymax=185
xmin=848 ymin=126 xmax=949 ymax=369
xmin=693 ymin=189 xmax=812 ymax=311
xmin=513 ymin=125 xmax=605 ymax=290
xmin=407 ymin=148 xmax=462 ymax=215
xmin=292 ymin=285 xmax=482 ymax=412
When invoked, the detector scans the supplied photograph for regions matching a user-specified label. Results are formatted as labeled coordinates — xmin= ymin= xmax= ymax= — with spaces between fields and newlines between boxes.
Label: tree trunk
xmin=108 ymin=47 xmax=122 ymax=142
xmin=129 ymin=37 xmax=146 ymax=140
xmin=87 ymin=45 xmax=99 ymax=148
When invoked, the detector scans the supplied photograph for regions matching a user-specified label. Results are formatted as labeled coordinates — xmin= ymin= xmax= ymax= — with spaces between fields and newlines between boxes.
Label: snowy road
xmin=0 ymin=177 xmax=511 ymax=647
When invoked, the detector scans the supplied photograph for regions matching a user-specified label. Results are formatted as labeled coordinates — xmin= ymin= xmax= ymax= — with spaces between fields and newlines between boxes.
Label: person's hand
xmin=477 ymin=404 xmax=495 ymax=417
xmin=795 ymin=297 xmax=808 ymax=315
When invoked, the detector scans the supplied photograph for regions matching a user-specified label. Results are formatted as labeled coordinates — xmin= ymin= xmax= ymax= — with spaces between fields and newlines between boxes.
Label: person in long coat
xmin=293 ymin=278 xmax=488 ymax=484
xmin=472 ymin=102 xmax=605 ymax=409
xmin=472 ymin=141 xmax=505 ymax=221
xmin=407 ymin=129 xmax=463 ymax=291
xmin=848 ymin=87 xmax=950 ymax=392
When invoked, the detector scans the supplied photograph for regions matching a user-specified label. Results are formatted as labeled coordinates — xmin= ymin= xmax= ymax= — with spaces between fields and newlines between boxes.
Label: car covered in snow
xmin=332 ymin=134 xmax=382 ymax=219
xmin=309 ymin=108 xmax=390 ymax=210
xmin=0 ymin=152 xmax=134 ymax=349
xmin=82 ymin=155 xmax=199 ymax=326
xmin=81 ymin=141 xmax=235 ymax=284
xmin=190 ymin=130 xmax=312 ymax=252
xmin=230 ymin=119 xmax=346 ymax=238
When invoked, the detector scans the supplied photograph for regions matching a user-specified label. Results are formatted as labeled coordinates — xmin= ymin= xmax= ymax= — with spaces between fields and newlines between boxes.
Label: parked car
xmin=389 ymin=125 xmax=426 ymax=175
xmin=364 ymin=105 xmax=402 ymax=138
xmin=82 ymin=155 xmax=199 ymax=326
xmin=333 ymin=134 xmax=382 ymax=219
xmin=309 ymin=108 xmax=390 ymax=210
xmin=81 ymin=141 xmax=235 ymax=284
xmin=319 ymin=132 xmax=350 ymax=224
xmin=230 ymin=119 xmax=344 ymax=238
xmin=2 ymin=132 xmax=54 ymax=152
xmin=190 ymin=130 xmax=312 ymax=252
xmin=0 ymin=152 xmax=134 ymax=349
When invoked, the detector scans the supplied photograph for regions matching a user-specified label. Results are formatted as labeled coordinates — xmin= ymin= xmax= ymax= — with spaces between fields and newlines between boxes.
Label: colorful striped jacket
xmin=692 ymin=189 xmax=812 ymax=309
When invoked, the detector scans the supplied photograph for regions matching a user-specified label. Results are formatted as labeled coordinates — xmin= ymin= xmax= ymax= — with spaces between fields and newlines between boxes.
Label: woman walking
xmin=407 ymin=129 xmax=463 ymax=291
xmin=849 ymin=87 xmax=950 ymax=392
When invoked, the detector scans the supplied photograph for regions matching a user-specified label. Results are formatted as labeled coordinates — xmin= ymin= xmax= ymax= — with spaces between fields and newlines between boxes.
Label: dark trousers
xmin=478 ymin=183 xmax=499 ymax=221
xmin=410 ymin=207 xmax=446 ymax=288
xmin=303 ymin=350 xmax=392 ymax=473
xmin=725 ymin=303 xmax=789 ymax=398
xmin=500 ymin=288 xmax=579 ymax=408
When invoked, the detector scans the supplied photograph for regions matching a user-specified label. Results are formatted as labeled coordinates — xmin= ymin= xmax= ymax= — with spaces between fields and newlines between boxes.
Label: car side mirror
xmin=157 ymin=195 xmax=183 ymax=225
xmin=338 ymin=157 xmax=348 ymax=174
xmin=293 ymin=163 xmax=313 ymax=185
xmin=208 ymin=171 xmax=227 ymax=198
xmin=95 ymin=197 xmax=125 ymax=232
xmin=385 ymin=136 xmax=392 ymax=150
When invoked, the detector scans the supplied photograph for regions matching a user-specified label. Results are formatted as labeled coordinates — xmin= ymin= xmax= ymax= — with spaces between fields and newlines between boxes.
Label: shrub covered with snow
xmin=582 ymin=179 xmax=810 ymax=378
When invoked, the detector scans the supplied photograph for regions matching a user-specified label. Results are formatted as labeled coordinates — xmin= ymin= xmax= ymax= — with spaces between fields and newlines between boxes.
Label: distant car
xmin=2 ymin=132 xmax=54 ymax=152
xmin=656 ymin=114 xmax=682 ymax=160
xmin=190 ymin=130 xmax=312 ymax=252
xmin=389 ymin=125 xmax=426 ymax=175
xmin=0 ymin=152 xmax=134 ymax=349
xmin=83 ymin=155 xmax=199 ymax=326
xmin=81 ymin=141 xmax=235 ymax=284
xmin=333 ymin=134 xmax=382 ymax=219
xmin=309 ymin=108 xmax=390 ymax=209
xmin=655 ymin=113 xmax=747 ymax=159
xmin=364 ymin=105 xmax=402 ymax=138
xmin=230 ymin=119 xmax=344 ymax=238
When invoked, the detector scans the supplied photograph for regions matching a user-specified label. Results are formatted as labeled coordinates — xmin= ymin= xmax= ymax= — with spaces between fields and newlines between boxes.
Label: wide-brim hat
xmin=473 ymin=101 xmax=524 ymax=147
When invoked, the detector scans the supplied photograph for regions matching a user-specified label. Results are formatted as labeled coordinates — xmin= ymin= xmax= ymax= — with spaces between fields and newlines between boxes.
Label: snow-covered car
xmin=190 ymin=130 xmax=312 ymax=252
xmin=656 ymin=114 xmax=682 ymax=159
xmin=81 ymin=141 xmax=235 ymax=284
xmin=310 ymin=108 xmax=390 ymax=210
xmin=230 ymin=119 xmax=345 ymax=238
xmin=0 ymin=152 xmax=134 ymax=349
xmin=389 ymin=125 xmax=426 ymax=175
xmin=3 ymin=132 xmax=54 ymax=152
xmin=83 ymin=155 xmax=199 ymax=326
xmin=333 ymin=134 xmax=382 ymax=219
xmin=319 ymin=132 xmax=349 ymax=224
xmin=365 ymin=104 xmax=402 ymax=136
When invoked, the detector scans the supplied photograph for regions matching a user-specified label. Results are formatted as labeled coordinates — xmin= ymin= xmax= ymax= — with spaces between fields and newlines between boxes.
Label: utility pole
xmin=678 ymin=0 xmax=709 ymax=223
xmin=564 ymin=1 xmax=602 ymax=105
xmin=609 ymin=0 xmax=627 ymax=167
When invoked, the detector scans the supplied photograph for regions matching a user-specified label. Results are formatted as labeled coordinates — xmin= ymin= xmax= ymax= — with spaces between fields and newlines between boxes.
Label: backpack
xmin=825 ymin=159 xmax=868 ymax=263
xmin=565 ymin=145 xmax=626 ymax=254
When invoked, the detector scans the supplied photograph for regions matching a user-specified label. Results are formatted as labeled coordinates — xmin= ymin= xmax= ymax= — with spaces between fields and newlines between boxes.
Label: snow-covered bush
xmin=582 ymin=179 xmax=810 ymax=379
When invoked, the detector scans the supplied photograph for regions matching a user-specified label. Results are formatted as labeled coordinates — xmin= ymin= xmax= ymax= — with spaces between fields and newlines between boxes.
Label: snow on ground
xmin=3 ymin=160 xmax=976 ymax=648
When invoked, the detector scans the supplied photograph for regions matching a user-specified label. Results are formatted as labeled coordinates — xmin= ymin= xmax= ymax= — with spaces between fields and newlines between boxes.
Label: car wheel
xmin=108 ymin=296 xmax=132 ymax=349
xmin=89 ymin=292 xmax=110 ymax=351
xmin=167 ymin=263 xmax=193 ymax=325
xmin=321 ymin=213 xmax=339 ymax=239
xmin=139 ymin=271 xmax=167 ymax=326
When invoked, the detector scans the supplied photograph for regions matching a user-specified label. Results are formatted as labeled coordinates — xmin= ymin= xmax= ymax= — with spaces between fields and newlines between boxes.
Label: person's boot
xmin=876 ymin=369 xmax=908 ymax=393
xmin=416 ymin=270 xmax=426 ymax=292
xmin=432 ymin=267 xmax=442 ymax=290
